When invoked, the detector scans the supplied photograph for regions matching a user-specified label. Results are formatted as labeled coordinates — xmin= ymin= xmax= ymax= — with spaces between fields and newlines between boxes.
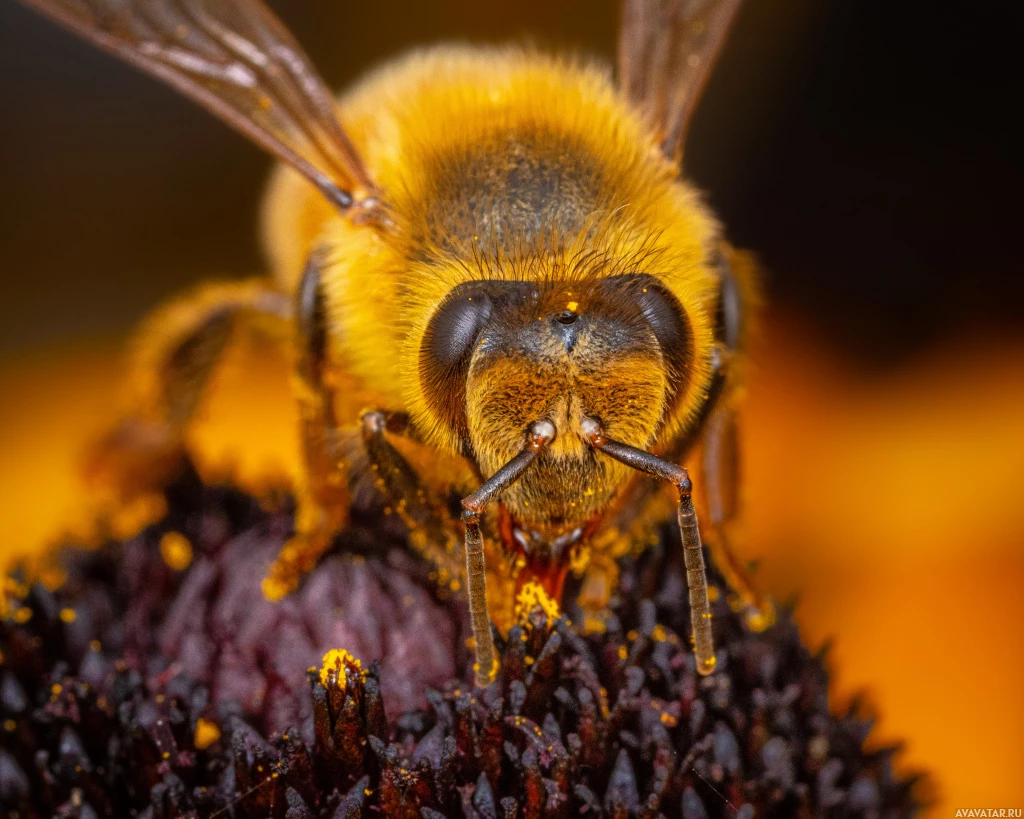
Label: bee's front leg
xmin=357 ymin=410 xmax=465 ymax=586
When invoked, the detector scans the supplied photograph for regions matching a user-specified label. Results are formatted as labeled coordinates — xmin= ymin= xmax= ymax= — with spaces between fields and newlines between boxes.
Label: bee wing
xmin=21 ymin=0 xmax=377 ymax=211
xmin=619 ymin=0 xmax=744 ymax=163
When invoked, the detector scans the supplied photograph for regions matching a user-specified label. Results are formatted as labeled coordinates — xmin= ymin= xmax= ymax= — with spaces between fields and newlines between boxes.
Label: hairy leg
xmin=697 ymin=245 xmax=775 ymax=630
xmin=263 ymin=253 xmax=352 ymax=600
xmin=698 ymin=401 xmax=775 ymax=631
xmin=359 ymin=409 xmax=463 ymax=586
xmin=87 ymin=279 xmax=291 ymax=503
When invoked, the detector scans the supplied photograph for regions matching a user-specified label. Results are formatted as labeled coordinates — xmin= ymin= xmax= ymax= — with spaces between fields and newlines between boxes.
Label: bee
xmin=24 ymin=0 xmax=775 ymax=686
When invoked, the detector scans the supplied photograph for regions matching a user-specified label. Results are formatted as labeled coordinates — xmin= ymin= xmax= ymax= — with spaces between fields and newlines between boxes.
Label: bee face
xmin=420 ymin=274 xmax=695 ymax=530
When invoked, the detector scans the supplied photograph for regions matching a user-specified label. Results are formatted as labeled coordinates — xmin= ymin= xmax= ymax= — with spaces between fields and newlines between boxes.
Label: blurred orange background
xmin=1 ymin=0 xmax=1022 ymax=813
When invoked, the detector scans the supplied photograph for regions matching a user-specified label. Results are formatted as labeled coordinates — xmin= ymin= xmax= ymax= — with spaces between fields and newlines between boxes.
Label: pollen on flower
xmin=581 ymin=615 xmax=607 ymax=635
xmin=159 ymin=531 xmax=193 ymax=571
xmin=319 ymin=648 xmax=364 ymax=689
xmin=58 ymin=607 xmax=77 ymax=624
xmin=261 ymin=574 xmax=291 ymax=602
xmin=39 ymin=565 xmax=67 ymax=591
xmin=194 ymin=718 xmax=221 ymax=750
xmin=515 ymin=581 xmax=560 ymax=624
xmin=0 ymin=470 xmax=923 ymax=816
xmin=110 ymin=494 xmax=167 ymax=540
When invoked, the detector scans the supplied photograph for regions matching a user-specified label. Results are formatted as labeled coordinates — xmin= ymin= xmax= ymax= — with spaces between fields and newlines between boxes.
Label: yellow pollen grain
xmin=59 ymin=608 xmax=77 ymax=624
xmin=319 ymin=648 xmax=362 ymax=689
xmin=40 ymin=566 xmax=67 ymax=591
xmin=13 ymin=607 xmax=32 ymax=624
xmin=194 ymin=718 xmax=221 ymax=750
xmin=515 ymin=582 xmax=560 ymax=624
xmin=112 ymin=494 xmax=167 ymax=540
xmin=566 ymin=300 xmax=579 ymax=312
xmin=160 ymin=531 xmax=194 ymax=571
xmin=617 ymin=645 xmax=628 ymax=661
xmin=651 ymin=624 xmax=667 ymax=642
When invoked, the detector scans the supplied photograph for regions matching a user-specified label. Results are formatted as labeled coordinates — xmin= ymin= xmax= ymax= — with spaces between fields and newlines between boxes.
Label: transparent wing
xmin=619 ymin=0 xmax=744 ymax=163
xmin=22 ymin=0 xmax=377 ymax=210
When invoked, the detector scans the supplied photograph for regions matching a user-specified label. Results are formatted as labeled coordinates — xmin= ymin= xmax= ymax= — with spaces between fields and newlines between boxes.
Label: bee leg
xmin=583 ymin=417 xmax=717 ymax=676
xmin=461 ymin=420 xmax=556 ymax=687
xmin=700 ymin=402 xmax=776 ymax=631
xmin=88 ymin=280 xmax=291 ymax=505
xmin=687 ymin=246 xmax=776 ymax=631
xmin=264 ymin=253 xmax=351 ymax=601
xmin=358 ymin=410 xmax=463 ymax=584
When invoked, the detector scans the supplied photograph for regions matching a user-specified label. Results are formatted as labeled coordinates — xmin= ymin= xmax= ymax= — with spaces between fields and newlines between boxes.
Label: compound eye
xmin=637 ymin=283 xmax=688 ymax=359
xmin=423 ymin=291 xmax=493 ymax=373
xmin=420 ymin=289 xmax=494 ymax=450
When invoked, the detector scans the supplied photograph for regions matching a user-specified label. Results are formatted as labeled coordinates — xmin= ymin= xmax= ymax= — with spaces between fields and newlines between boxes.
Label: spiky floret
xmin=0 ymin=470 xmax=924 ymax=817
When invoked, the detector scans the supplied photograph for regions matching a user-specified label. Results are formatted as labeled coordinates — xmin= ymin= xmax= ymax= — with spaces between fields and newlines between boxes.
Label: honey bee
xmin=24 ymin=0 xmax=775 ymax=686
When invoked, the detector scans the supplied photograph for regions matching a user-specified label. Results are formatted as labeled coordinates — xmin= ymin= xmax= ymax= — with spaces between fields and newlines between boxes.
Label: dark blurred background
xmin=1 ymin=0 xmax=1022 ymax=365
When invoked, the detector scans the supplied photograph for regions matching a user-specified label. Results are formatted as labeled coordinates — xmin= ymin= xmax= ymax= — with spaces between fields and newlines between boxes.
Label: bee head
xmin=419 ymin=274 xmax=696 ymax=520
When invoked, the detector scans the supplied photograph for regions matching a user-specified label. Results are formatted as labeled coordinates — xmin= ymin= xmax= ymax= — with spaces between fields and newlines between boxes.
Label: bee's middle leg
xmin=697 ymin=247 xmax=775 ymax=631
xmin=699 ymin=401 xmax=776 ymax=631
xmin=263 ymin=253 xmax=351 ymax=600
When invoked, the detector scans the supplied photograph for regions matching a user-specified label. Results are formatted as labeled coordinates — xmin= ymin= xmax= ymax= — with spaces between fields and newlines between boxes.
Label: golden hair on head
xmin=23 ymin=0 xmax=773 ymax=686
